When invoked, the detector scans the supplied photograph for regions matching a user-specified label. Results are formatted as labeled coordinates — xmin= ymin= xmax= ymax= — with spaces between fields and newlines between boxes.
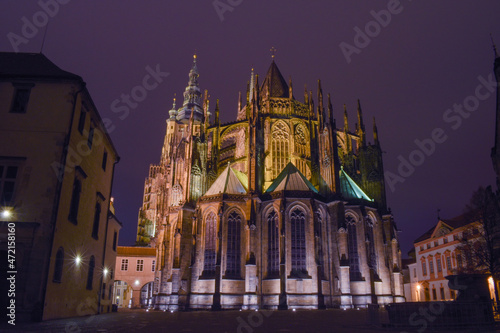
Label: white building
xmin=114 ymin=246 xmax=156 ymax=308
xmin=408 ymin=215 xmax=482 ymax=302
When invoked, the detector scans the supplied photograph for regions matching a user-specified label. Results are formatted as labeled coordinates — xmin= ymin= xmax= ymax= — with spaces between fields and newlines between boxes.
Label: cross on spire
xmin=270 ymin=46 xmax=277 ymax=60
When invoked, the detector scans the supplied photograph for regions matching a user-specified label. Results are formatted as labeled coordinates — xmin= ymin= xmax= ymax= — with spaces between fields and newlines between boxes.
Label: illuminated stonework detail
xmin=271 ymin=121 xmax=290 ymax=179
xmin=134 ymin=56 xmax=404 ymax=311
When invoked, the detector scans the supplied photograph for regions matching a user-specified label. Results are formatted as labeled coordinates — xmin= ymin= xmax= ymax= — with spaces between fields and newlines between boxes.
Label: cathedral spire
xmin=253 ymin=74 xmax=260 ymax=104
xmin=309 ymin=90 xmax=314 ymax=118
xmin=237 ymin=91 xmax=242 ymax=113
xmin=344 ymin=104 xmax=352 ymax=153
xmin=357 ymin=99 xmax=366 ymax=147
xmin=246 ymin=80 xmax=250 ymax=104
xmin=249 ymin=68 xmax=255 ymax=104
xmin=203 ymin=89 xmax=210 ymax=126
xmin=304 ymin=85 xmax=309 ymax=105
xmin=215 ymin=98 xmax=220 ymax=126
xmin=327 ymin=93 xmax=334 ymax=127
xmin=289 ymin=77 xmax=293 ymax=99
xmin=343 ymin=104 xmax=349 ymax=132
xmin=169 ymin=95 xmax=177 ymax=120
xmin=177 ymin=54 xmax=203 ymax=123
xmin=373 ymin=116 xmax=379 ymax=146
xmin=317 ymin=80 xmax=324 ymax=129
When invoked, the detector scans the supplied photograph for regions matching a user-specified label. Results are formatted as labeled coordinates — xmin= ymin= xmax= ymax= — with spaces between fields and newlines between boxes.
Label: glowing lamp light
xmin=103 ymin=268 xmax=109 ymax=276
xmin=416 ymin=284 xmax=421 ymax=291
xmin=75 ymin=256 xmax=81 ymax=265
xmin=292 ymin=308 xmax=296 ymax=312
xmin=1 ymin=208 xmax=12 ymax=219
xmin=135 ymin=280 xmax=140 ymax=286
xmin=116 ymin=296 xmax=120 ymax=299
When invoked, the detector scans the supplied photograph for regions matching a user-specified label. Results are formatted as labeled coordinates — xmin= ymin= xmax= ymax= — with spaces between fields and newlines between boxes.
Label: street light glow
xmin=1 ymin=208 xmax=12 ymax=218
xmin=75 ymin=255 xmax=81 ymax=265
xmin=135 ymin=280 xmax=140 ymax=286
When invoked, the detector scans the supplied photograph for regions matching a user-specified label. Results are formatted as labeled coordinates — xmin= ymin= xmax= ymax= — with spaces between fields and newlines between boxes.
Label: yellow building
xmin=0 ymin=52 xmax=120 ymax=321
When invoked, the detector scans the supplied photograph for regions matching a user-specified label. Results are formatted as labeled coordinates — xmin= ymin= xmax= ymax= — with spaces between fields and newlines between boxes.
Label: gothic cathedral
xmin=136 ymin=55 xmax=404 ymax=310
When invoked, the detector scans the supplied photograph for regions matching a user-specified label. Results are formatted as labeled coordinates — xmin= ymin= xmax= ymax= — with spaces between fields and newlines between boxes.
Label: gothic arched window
xmin=365 ymin=216 xmax=377 ymax=271
xmin=316 ymin=211 xmax=324 ymax=270
xmin=203 ymin=212 xmax=217 ymax=274
xmin=171 ymin=184 xmax=183 ymax=206
xmin=346 ymin=215 xmax=362 ymax=281
xmin=294 ymin=124 xmax=309 ymax=177
xmin=267 ymin=210 xmax=279 ymax=277
xmin=271 ymin=122 xmax=290 ymax=178
xmin=291 ymin=208 xmax=306 ymax=274
xmin=225 ymin=211 xmax=241 ymax=278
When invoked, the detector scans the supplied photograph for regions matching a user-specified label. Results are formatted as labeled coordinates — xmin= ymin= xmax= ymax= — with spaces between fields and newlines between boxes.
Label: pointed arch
xmin=267 ymin=209 xmax=279 ymax=277
xmin=271 ymin=120 xmax=290 ymax=178
xmin=290 ymin=207 xmax=307 ymax=274
xmin=365 ymin=215 xmax=377 ymax=271
xmin=293 ymin=122 xmax=310 ymax=178
xmin=203 ymin=211 xmax=217 ymax=275
xmin=225 ymin=210 xmax=242 ymax=278
xmin=346 ymin=214 xmax=362 ymax=281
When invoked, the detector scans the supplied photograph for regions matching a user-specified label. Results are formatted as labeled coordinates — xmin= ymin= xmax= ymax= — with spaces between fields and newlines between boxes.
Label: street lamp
xmin=416 ymin=284 xmax=421 ymax=301
xmin=1 ymin=207 xmax=13 ymax=219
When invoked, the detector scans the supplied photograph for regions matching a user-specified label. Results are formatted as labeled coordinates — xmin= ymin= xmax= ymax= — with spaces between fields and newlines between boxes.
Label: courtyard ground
xmin=1 ymin=307 xmax=499 ymax=332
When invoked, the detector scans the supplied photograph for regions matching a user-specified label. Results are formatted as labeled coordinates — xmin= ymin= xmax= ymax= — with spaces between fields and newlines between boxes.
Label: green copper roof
xmin=266 ymin=162 xmax=318 ymax=193
xmin=339 ymin=167 xmax=373 ymax=201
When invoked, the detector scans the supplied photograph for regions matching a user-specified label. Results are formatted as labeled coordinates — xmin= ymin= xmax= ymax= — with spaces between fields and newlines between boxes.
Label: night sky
xmin=1 ymin=1 xmax=500 ymax=256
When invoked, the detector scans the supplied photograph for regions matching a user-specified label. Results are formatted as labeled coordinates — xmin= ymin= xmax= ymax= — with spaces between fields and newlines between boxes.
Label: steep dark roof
xmin=0 ymin=52 xmax=82 ymax=80
xmin=260 ymin=60 xmax=289 ymax=98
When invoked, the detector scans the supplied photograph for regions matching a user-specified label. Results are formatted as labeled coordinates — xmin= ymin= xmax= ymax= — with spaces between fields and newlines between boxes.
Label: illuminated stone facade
xmin=137 ymin=56 xmax=404 ymax=310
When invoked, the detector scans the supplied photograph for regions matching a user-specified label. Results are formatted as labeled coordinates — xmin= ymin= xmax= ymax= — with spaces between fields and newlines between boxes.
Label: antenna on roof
xmin=40 ymin=22 xmax=49 ymax=54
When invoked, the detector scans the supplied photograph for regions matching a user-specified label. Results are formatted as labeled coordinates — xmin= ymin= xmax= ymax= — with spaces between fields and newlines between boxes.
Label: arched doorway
xmin=140 ymin=281 xmax=154 ymax=308
xmin=113 ymin=280 xmax=132 ymax=308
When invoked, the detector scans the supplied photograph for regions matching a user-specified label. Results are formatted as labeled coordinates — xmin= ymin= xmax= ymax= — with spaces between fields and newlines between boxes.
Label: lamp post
xmin=416 ymin=284 xmax=421 ymax=301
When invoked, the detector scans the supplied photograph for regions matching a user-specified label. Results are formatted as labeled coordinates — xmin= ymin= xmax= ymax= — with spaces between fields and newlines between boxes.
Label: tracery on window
xmin=267 ymin=210 xmax=279 ymax=277
xmin=291 ymin=208 xmax=307 ymax=275
xmin=346 ymin=215 xmax=362 ymax=281
xmin=225 ymin=211 xmax=241 ymax=278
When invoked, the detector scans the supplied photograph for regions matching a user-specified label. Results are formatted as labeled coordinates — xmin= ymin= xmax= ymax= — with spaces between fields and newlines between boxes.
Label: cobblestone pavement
xmin=1 ymin=308 xmax=499 ymax=333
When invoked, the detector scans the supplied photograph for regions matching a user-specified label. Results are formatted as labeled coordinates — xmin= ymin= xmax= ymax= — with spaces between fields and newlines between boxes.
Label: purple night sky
xmin=1 ymin=1 xmax=499 ymax=256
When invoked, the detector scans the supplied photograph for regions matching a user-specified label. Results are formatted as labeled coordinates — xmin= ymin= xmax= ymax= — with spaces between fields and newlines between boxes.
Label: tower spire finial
xmin=490 ymin=33 xmax=499 ymax=58
xmin=270 ymin=46 xmax=277 ymax=60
